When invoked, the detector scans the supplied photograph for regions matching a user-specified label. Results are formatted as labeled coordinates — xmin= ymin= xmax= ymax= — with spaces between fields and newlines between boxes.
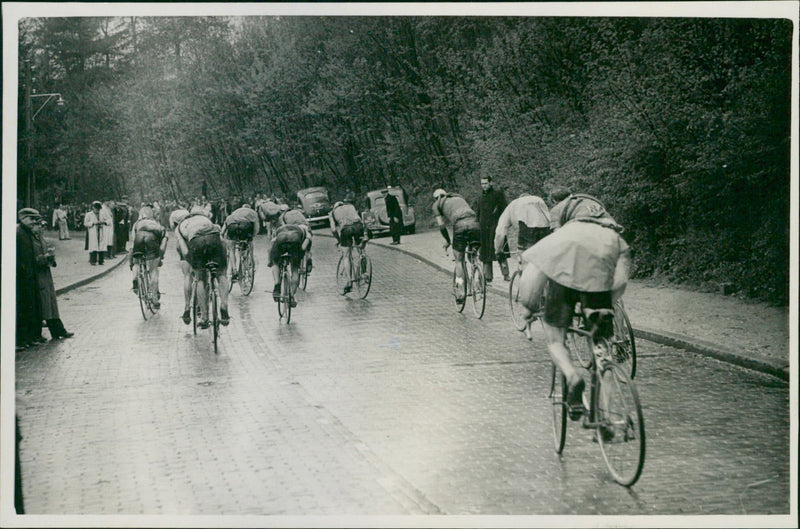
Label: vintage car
xmin=360 ymin=186 xmax=416 ymax=237
xmin=296 ymin=186 xmax=331 ymax=228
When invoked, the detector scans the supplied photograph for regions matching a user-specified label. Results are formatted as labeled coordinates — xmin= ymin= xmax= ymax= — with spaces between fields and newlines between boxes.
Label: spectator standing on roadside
xmin=84 ymin=201 xmax=108 ymax=265
xmin=101 ymin=201 xmax=116 ymax=259
xmin=16 ymin=208 xmax=74 ymax=350
xmin=114 ymin=197 xmax=130 ymax=254
xmin=475 ymin=176 xmax=509 ymax=282
xmin=384 ymin=186 xmax=403 ymax=245
xmin=52 ymin=204 xmax=70 ymax=240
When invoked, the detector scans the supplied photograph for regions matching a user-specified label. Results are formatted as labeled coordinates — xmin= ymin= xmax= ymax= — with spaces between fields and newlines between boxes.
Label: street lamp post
xmin=24 ymin=59 xmax=64 ymax=208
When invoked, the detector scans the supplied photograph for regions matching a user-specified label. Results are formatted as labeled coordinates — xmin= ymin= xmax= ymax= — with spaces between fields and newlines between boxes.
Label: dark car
xmin=296 ymin=186 xmax=331 ymax=228
xmin=360 ymin=187 xmax=416 ymax=237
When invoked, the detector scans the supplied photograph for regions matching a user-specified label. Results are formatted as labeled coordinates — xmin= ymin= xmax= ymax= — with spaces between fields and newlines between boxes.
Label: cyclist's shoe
xmin=343 ymin=284 xmax=352 ymax=294
xmin=231 ymin=272 xmax=239 ymax=282
xmin=152 ymin=300 xmax=161 ymax=310
xmin=306 ymin=258 xmax=313 ymax=274
xmin=198 ymin=319 xmax=210 ymax=330
xmin=272 ymin=285 xmax=281 ymax=302
xmin=566 ymin=376 xmax=586 ymax=421
xmin=220 ymin=309 xmax=230 ymax=326
xmin=597 ymin=424 xmax=615 ymax=443
xmin=503 ymin=274 xmax=511 ymax=282
xmin=181 ymin=310 xmax=191 ymax=325
xmin=289 ymin=299 xmax=297 ymax=308
xmin=132 ymin=279 xmax=138 ymax=294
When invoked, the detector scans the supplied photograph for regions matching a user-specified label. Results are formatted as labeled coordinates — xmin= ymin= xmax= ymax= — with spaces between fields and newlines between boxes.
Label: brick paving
xmin=10 ymin=233 xmax=792 ymax=522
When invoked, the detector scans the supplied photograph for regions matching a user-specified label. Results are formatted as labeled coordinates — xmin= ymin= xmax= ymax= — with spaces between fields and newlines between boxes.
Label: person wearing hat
xmin=52 ymin=204 xmax=71 ymax=241
xmin=16 ymin=208 xmax=74 ymax=350
xmin=431 ymin=187 xmax=481 ymax=304
xmin=84 ymin=201 xmax=109 ymax=265
xmin=383 ymin=186 xmax=403 ymax=245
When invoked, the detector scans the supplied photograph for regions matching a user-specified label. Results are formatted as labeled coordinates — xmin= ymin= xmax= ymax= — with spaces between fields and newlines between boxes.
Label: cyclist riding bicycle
xmin=130 ymin=206 xmax=168 ymax=309
xmin=175 ymin=206 xmax=231 ymax=328
xmin=494 ymin=192 xmax=552 ymax=265
xmin=517 ymin=192 xmax=631 ymax=417
xmin=257 ymin=196 xmax=289 ymax=237
xmin=278 ymin=205 xmax=313 ymax=271
xmin=329 ymin=192 xmax=367 ymax=294
xmin=221 ymin=203 xmax=259 ymax=281
xmin=268 ymin=222 xmax=312 ymax=307
xmin=432 ymin=188 xmax=481 ymax=304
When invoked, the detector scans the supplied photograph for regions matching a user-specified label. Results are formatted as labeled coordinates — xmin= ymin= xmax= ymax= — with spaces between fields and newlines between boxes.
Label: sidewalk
xmin=365 ymin=229 xmax=791 ymax=381
xmin=43 ymin=229 xmax=791 ymax=380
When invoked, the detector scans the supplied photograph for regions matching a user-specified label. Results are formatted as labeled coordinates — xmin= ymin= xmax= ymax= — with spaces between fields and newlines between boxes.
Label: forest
xmin=16 ymin=16 xmax=792 ymax=304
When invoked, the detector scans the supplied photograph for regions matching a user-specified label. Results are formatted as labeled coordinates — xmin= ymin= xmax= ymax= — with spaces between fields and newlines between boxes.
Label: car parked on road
xmin=360 ymin=186 xmax=416 ymax=237
xmin=296 ymin=186 xmax=331 ymax=228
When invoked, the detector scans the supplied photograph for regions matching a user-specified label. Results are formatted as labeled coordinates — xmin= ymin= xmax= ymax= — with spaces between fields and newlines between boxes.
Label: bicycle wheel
xmin=550 ymin=364 xmax=568 ymax=454
xmin=471 ymin=262 xmax=486 ymax=318
xmin=137 ymin=266 xmax=149 ymax=321
xmin=226 ymin=247 xmax=235 ymax=293
xmin=299 ymin=253 xmax=308 ymax=291
xmin=191 ymin=280 xmax=198 ymax=335
xmin=613 ymin=300 xmax=637 ymax=379
xmin=508 ymin=270 xmax=528 ymax=331
xmin=453 ymin=264 xmax=466 ymax=313
xmin=567 ymin=318 xmax=594 ymax=369
xmin=336 ymin=253 xmax=350 ymax=295
xmin=280 ymin=265 xmax=292 ymax=323
xmin=239 ymin=246 xmax=255 ymax=296
xmin=210 ymin=277 xmax=219 ymax=354
xmin=596 ymin=362 xmax=645 ymax=487
xmin=355 ymin=252 xmax=372 ymax=299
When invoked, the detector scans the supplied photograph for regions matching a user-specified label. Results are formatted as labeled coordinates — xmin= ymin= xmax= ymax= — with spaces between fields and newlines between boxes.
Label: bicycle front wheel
xmin=355 ymin=252 xmax=372 ymax=299
xmin=471 ymin=263 xmax=486 ymax=318
xmin=597 ymin=362 xmax=645 ymax=487
xmin=508 ymin=270 xmax=528 ymax=331
xmin=336 ymin=254 xmax=349 ymax=295
xmin=613 ymin=300 xmax=637 ymax=379
xmin=453 ymin=264 xmax=466 ymax=313
xmin=239 ymin=247 xmax=255 ymax=296
xmin=550 ymin=364 xmax=568 ymax=454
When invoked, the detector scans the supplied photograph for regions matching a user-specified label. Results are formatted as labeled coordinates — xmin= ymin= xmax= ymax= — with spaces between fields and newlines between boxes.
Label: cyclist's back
xmin=279 ymin=207 xmax=309 ymax=227
xmin=330 ymin=197 xmax=364 ymax=247
xmin=495 ymin=193 xmax=551 ymax=254
xmin=269 ymin=223 xmax=310 ymax=303
xmin=223 ymin=205 xmax=258 ymax=241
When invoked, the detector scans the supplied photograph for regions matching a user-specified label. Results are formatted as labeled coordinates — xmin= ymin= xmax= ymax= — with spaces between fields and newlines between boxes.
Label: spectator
xmin=84 ymin=201 xmax=108 ymax=265
xmin=114 ymin=197 xmax=131 ymax=254
xmin=384 ymin=186 xmax=403 ymax=245
xmin=101 ymin=201 xmax=116 ymax=259
xmin=475 ymin=176 xmax=509 ymax=282
xmin=52 ymin=204 xmax=70 ymax=240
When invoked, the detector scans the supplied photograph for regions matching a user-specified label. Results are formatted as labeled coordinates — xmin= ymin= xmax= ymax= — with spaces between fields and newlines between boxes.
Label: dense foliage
xmin=17 ymin=16 xmax=792 ymax=304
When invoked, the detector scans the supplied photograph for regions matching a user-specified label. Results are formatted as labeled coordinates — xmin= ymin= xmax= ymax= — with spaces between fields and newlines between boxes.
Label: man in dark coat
xmin=16 ymin=208 xmax=74 ymax=350
xmin=475 ymin=176 xmax=510 ymax=282
xmin=114 ymin=198 xmax=131 ymax=254
xmin=384 ymin=186 xmax=403 ymax=245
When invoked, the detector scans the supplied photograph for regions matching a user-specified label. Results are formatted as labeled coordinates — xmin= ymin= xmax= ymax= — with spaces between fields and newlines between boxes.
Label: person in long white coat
xmin=101 ymin=201 xmax=116 ymax=259
xmin=84 ymin=201 xmax=109 ymax=265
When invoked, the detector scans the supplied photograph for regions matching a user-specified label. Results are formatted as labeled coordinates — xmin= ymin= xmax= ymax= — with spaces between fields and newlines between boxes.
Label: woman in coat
xmin=84 ymin=201 xmax=108 ymax=265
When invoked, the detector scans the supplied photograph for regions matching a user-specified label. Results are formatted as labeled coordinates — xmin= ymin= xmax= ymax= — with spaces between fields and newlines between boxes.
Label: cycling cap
xmin=433 ymin=188 xmax=446 ymax=199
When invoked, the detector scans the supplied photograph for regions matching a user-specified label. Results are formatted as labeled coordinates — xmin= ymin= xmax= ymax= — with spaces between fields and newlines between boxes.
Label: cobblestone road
xmin=14 ymin=234 xmax=790 ymax=518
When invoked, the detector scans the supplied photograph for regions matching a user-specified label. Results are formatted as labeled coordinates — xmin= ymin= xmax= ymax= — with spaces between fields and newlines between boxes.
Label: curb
xmin=363 ymin=234 xmax=789 ymax=382
xmin=55 ymin=252 xmax=130 ymax=296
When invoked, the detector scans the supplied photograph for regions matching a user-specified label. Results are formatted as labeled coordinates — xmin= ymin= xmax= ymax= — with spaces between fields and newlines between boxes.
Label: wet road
xmin=15 ymin=234 xmax=790 ymax=516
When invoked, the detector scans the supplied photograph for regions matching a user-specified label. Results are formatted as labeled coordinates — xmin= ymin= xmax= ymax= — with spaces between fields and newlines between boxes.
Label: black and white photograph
xmin=2 ymin=2 xmax=797 ymax=527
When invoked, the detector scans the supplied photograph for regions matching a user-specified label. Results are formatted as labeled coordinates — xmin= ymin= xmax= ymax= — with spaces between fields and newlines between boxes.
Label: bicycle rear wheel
xmin=453 ymin=264 xmax=466 ymax=313
xmin=279 ymin=265 xmax=291 ymax=323
xmin=226 ymin=247 xmax=235 ymax=293
xmin=471 ymin=262 xmax=486 ymax=318
xmin=299 ymin=253 xmax=308 ymax=291
xmin=210 ymin=277 xmax=220 ymax=354
xmin=355 ymin=252 xmax=372 ymax=299
xmin=597 ymin=362 xmax=645 ymax=487
xmin=137 ymin=266 xmax=149 ymax=321
xmin=239 ymin=246 xmax=255 ymax=296
xmin=336 ymin=254 xmax=349 ymax=295
xmin=613 ymin=300 xmax=637 ymax=379
xmin=191 ymin=280 xmax=198 ymax=335
xmin=508 ymin=270 xmax=528 ymax=331
xmin=550 ymin=364 xmax=568 ymax=454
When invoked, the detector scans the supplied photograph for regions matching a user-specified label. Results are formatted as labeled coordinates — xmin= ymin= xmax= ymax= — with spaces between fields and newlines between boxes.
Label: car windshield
xmin=303 ymin=192 xmax=328 ymax=204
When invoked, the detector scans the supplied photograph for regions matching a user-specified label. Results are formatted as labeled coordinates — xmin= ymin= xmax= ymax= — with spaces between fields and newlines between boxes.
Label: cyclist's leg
xmin=131 ymin=259 xmax=140 ymax=292
xmin=196 ymin=271 xmax=209 ymax=322
xmin=181 ymin=261 xmax=193 ymax=323
xmin=517 ymin=256 xmax=547 ymax=319
xmin=147 ymin=256 xmax=161 ymax=307
xmin=269 ymin=241 xmax=281 ymax=300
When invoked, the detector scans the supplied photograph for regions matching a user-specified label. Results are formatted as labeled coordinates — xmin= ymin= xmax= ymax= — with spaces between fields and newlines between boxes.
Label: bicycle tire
xmin=137 ymin=264 xmax=149 ymax=321
xmin=551 ymin=364 xmax=568 ymax=454
xmin=226 ymin=247 xmax=235 ymax=293
xmin=596 ymin=362 xmax=645 ymax=487
xmin=567 ymin=316 xmax=594 ymax=369
xmin=613 ymin=300 xmax=637 ymax=379
xmin=471 ymin=262 xmax=486 ymax=318
xmin=239 ymin=245 xmax=255 ymax=296
xmin=281 ymin=265 xmax=292 ymax=323
xmin=336 ymin=253 xmax=349 ymax=295
xmin=191 ymin=279 xmax=198 ymax=335
xmin=355 ymin=252 xmax=372 ymax=299
xmin=299 ymin=253 xmax=308 ymax=291
xmin=453 ymin=263 xmax=467 ymax=313
xmin=210 ymin=276 xmax=219 ymax=354
xmin=508 ymin=270 xmax=527 ymax=331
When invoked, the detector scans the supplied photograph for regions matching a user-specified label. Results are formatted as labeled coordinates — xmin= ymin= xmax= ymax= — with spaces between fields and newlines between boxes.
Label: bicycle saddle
xmin=582 ymin=308 xmax=615 ymax=339
xmin=204 ymin=261 xmax=219 ymax=271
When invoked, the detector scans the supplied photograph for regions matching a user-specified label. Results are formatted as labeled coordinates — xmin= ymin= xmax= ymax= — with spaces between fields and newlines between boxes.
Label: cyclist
xmin=432 ymin=188 xmax=481 ymax=303
xmin=257 ymin=196 xmax=288 ymax=238
xmin=168 ymin=207 xmax=193 ymax=324
xmin=221 ymin=203 xmax=259 ymax=281
xmin=278 ymin=204 xmax=313 ymax=273
xmin=517 ymin=192 xmax=630 ymax=417
xmin=268 ymin=222 xmax=312 ymax=307
xmin=174 ymin=206 xmax=231 ymax=328
xmin=493 ymin=193 xmax=552 ymax=267
xmin=130 ymin=206 xmax=167 ymax=309
xmin=329 ymin=192 xmax=367 ymax=294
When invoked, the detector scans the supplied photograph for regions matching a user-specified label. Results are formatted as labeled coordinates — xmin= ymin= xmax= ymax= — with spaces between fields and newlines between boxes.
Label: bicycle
xmin=336 ymin=241 xmax=372 ymax=299
xmin=507 ymin=252 xmax=528 ymax=331
xmin=191 ymin=261 xmax=222 ymax=354
xmin=227 ymin=239 xmax=255 ymax=296
xmin=133 ymin=252 xmax=159 ymax=321
xmin=276 ymin=252 xmax=295 ymax=322
xmin=568 ymin=299 xmax=637 ymax=379
xmin=298 ymin=251 xmax=311 ymax=291
xmin=451 ymin=241 xmax=485 ymax=318
xmin=550 ymin=305 xmax=645 ymax=486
